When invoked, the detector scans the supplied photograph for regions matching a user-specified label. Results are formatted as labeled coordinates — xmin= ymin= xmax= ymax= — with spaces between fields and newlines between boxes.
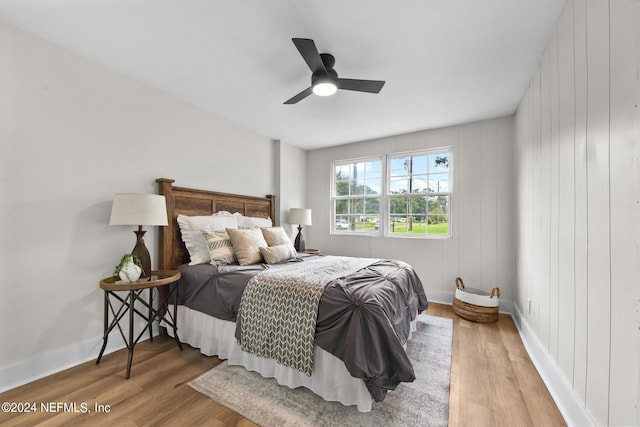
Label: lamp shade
xmin=109 ymin=194 xmax=168 ymax=226
xmin=288 ymin=208 xmax=312 ymax=226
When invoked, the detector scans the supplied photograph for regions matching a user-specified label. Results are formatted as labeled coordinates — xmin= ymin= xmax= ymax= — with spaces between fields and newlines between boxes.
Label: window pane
xmin=335 ymin=181 xmax=350 ymax=196
xmin=353 ymin=179 xmax=365 ymax=196
xmin=427 ymin=215 xmax=449 ymax=234
xmin=428 ymin=173 xmax=449 ymax=192
xmin=411 ymin=155 xmax=428 ymax=174
xmin=387 ymin=196 xmax=429 ymax=234
xmin=364 ymin=198 xmax=380 ymax=215
xmin=389 ymin=177 xmax=408 ymax=194
xmin=335 ymin=199 xmax=349 ymax=215
xmin=389 ymin=196 xmax=408 ymax=215
xmin=364 ymin=177 xmax=380 ymax=195
xmin=386 ymin=150 xmax=451 ymax=237
xmin=335 ymin=215 xmax=351 ymax=231
xmin=389 ymin=221 xmax=406 ymax=233
xmin=406 ymin=215 xmax=426 ymax=234
xmin=410 ymin=175 xmax=429 ymax=193
xmin=350 ymin=198 xmax=364 ymax=214
xmin=332 ymin=158 xmax=382 ymax=234
xmin=390 ymin=216 xmax=427 ymax=234
xmin=389 ymin=157 xmax=410 ymax=177
xmin=411 ymin=197 xmax=427 ymax=215
xmin=335 ymin=164 xmax=352 ymax=180
xmin=389 ymin=196 xmax=406 ymax=234
xmin=428 ymin=195 xmax=449 ymax=215
xmin=353 ymin=215 xmax=378 ymax=233
xmin=365 ymin=161 xmax=381 ymax=179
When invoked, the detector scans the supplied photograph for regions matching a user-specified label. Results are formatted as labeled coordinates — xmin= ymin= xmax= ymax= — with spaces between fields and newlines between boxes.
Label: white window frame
xmin=385 ymin=148 xmax=453 ymax=239
xmin=330 ymin=147 xmax=453 ymax=239
xmin=330 ymin=156 xmax=383 ymax=236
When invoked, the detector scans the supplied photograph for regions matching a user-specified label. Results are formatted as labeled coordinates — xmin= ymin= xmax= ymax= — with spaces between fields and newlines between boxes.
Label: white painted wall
xmin=513 ymin=0 xmax=640 ymax=425
xmin=305 ymin=117 xmax=515 ymax=304
xmin=275 ymin=141 xmax=308 ymax=240
xmin=0 ymin=22 xmax=276 ymax=390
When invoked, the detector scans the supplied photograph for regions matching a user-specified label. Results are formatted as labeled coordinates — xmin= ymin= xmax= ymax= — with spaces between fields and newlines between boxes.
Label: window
xmin=387 ymin=150 xmax=451 ymax=236
xmin=332 ymin=158 xmax=382 ymax=233
xmin=331 ymin=148 xmax=452 ymax=238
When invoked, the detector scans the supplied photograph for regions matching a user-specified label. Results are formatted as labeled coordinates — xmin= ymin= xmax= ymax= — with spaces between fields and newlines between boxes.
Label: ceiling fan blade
xmin=292 ymin=38 xmax=327 ymax=74
xmin=338 ymin=78 xmax=385 ymax=93
xmin=284 ymin=87 xmax=313 ymax=104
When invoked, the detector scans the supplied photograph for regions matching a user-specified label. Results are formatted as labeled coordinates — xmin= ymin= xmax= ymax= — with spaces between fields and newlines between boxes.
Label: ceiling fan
xmin=284 ymin=38 xmax=385 ymax=104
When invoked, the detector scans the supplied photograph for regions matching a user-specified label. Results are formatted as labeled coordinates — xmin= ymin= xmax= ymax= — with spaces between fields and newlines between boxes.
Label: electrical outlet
xmin=528 ymin=298 xmax=532 ymax=314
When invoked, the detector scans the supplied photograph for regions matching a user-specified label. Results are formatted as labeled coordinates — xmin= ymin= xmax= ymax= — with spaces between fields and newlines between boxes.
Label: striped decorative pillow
xmin=202 ymin=232 xmax=237 ymax=265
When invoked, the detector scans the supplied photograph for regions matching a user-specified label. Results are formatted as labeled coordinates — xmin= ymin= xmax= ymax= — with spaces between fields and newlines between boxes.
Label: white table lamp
xmin=288 ymin=208 xmax=312 ymax=252
xmin=109 ymin=193 xmax=168 ymax=279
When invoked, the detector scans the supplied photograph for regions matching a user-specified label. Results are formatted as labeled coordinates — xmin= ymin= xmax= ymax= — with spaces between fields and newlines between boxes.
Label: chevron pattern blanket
xmin=238 ymin=256 xmax=378 ymax=375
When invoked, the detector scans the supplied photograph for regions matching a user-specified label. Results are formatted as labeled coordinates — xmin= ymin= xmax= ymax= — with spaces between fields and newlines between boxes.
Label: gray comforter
xmin=174 ymin=254 xmax=428 ymax=402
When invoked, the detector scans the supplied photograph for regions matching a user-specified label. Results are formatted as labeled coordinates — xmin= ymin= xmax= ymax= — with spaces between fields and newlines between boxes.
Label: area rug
xmin=188 ymin=314 xmax=452 ymax=427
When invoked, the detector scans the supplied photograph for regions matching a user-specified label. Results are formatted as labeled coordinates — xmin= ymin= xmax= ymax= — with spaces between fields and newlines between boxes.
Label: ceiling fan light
xmin=313 ymin=81 xmax=337 ymax=96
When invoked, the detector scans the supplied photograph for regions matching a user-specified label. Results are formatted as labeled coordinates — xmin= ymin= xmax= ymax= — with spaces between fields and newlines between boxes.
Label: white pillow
xmin=177 ymin=215 xmax=238 ymax=265
xmin=233 ymin=212 xmax=273 ymax=228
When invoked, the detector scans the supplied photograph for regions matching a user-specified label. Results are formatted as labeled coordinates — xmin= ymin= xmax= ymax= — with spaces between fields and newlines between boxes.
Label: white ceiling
xmin=0 ymin=0 xmax=565 ymax=150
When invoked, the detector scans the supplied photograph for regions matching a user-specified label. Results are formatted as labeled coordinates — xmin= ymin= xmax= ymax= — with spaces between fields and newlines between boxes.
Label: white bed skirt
xmin=165 ymin=305 xmax=385 ymax=412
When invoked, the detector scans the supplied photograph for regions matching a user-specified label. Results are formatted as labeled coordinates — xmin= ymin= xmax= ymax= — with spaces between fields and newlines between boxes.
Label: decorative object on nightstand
xmin=288 ymin=208 xmax=312 ymax=252
xmin=109 ymin=193 xmax=168 ymax=280
xmin=113 ymin=253 xmax=144 ymax=283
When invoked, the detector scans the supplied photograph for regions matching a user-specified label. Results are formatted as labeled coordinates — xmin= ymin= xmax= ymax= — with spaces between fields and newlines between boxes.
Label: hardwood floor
xmin=426 ymin=303 xmax=566 ymax=427
xmin=0 ymin=303 xmax=566 ymax=426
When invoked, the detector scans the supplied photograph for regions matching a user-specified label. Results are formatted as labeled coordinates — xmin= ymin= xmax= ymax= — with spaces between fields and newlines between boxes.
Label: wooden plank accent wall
xmin=513 ymin=1 xmax=640 ymax=425
xmin=608 ymin=1 xmax=640 ymax=424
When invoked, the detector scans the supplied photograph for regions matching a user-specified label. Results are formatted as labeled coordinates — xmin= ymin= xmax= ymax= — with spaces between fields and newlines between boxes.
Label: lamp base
xmin=294 ymin=225 xmax=306 ymax=252
xmin=131 ymin=227 xmax=151 ymax=280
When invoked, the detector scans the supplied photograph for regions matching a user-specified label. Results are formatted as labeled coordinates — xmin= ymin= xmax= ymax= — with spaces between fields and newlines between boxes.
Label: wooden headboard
xmin=156 ymin=178 xmax=276 ymax=270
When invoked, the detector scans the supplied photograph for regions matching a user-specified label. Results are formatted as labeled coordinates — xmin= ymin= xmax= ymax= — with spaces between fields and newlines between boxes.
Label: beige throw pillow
xmin=259 ymin=243 xmax=298 ymax=264
xmin=226 ymin=228 xmax=268 ymax=265
xmin=261 ymin=226 xmax=293 ymax=246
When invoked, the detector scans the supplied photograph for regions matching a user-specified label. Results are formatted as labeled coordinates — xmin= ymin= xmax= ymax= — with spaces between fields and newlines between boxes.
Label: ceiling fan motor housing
xmin=312 ymin=53 xmax=338 ymax=86
xmin=312 ymin=68 xmax=338 ymax=87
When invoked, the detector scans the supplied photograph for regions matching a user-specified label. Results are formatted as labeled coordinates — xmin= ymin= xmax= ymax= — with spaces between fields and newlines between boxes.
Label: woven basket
xmin=453 ymin=277 xmax=501 ymax=323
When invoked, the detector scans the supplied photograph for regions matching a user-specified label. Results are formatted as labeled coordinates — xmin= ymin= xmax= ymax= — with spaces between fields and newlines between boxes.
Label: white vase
xmin=119 ymin=260 xmax=142 ymax=283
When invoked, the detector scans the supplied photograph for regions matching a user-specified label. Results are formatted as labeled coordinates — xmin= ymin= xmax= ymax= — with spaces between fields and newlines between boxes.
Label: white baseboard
xmin=0 ymin=325 xmax=157 ymax=394
xmin=509 ymin=305 xmax=595 ymax=427
xmin=425 ymin=289 xmax=455 ymax=305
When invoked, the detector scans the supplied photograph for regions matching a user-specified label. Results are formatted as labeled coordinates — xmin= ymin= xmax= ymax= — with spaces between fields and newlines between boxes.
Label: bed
xmin=156 ymin=178 xmax=428 ymax=412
